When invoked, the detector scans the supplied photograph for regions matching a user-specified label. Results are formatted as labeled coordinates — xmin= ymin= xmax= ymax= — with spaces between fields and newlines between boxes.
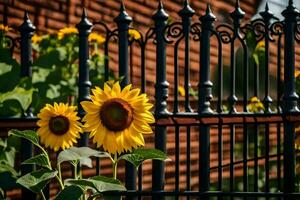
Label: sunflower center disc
xmin=100 ymin=98 xmax=133 ymax=132
xmin=49 ymin=115 xmax=70 ymax=136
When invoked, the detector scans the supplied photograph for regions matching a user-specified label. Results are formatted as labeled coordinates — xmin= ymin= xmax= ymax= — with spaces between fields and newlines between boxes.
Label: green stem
xmin=74 ymin=161 xmax=78 ymax=179
xmin=56 ymin=164 xmax=64 ymax=190
xmin=40 ymin=191 xmax=46 ymax=200
xmin=112 ymin=154 xmax=118 ymax=180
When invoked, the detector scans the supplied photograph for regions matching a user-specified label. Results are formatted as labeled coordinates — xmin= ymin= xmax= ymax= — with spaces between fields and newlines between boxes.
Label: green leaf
xmin=0 ymin=62 xmax=12 ymax=75
xmin=0 ymin=171 xmax=18 ymax=190
xmin=55 ymin=185 xmax=84 ymax=200
xmin=118 ymin=148 xmax=170 ymax=168
xmin=8 ymin=130 xmax=39 ymax=147
xmin=58 ymin=147 xmax=111 ymax=167
xmin=0 ymin=86 xmax=36 ymax=111
xmin=0 ymin=163 xmax=19 ymax=177
xmin=67 ymin=175 xmax=126 ymax=193
xmin=16 ymin=169 xmax=57 ymax=193
xmin=32 ymin=48 xmax=66 ymax=69
xmin=22 ymin=154 xmax=50 ymax=169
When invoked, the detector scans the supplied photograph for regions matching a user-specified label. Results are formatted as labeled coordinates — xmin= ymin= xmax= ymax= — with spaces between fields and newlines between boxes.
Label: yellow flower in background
xmin=178 ymin=86 xmax=185 ymax=97
xmin=37 ymin=103 xmax=82 ymax=151
xmin=81 ymin=82 xmax=154 ymax=155
xmin=32 ymin=34 xmax=43 ymax=44
xmin=128 ymin=29 xmax=141 ymax=40
xmin=89 ymin=32 xmax=105 ymax=44
xmin=247 ymin=96 xmax=265 ymax=113
xmin=58 ymin=27 xmax=78 ymax=40
xmin=0 ymin=24 xmax=11 ymax=32
xmin=295 ymin=70 xmax=300 ymax=78
xmin=256 ymin=41 xmax=265 ymax=49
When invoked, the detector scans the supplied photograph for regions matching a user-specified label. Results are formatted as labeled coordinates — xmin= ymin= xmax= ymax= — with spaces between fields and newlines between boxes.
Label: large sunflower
xmin=81 ymin=82 xmax=154 ymax=155
xmin=37 ymin=103 xmax=82 ymax=151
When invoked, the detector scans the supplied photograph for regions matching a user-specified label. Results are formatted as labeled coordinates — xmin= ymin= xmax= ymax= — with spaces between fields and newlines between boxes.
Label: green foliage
xmin=16 ymin=169 xmax=57 ymax=193
xmin=118 ymin=148 xmax=170 ymax=169
xmin=22 ymin=154 xmax=51 ymax=170
xmin=57 ymin=147 xmax=111 ymax=168
xmin=55 ymin=185 xmax=84 ymax=200
xmin=0 ymin=29 xmax=115 ymax=117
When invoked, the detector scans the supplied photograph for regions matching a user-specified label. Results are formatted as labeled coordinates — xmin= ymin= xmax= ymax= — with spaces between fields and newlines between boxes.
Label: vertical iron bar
xmin=198 ymin=5 xmax=215 ymax=199
xmin=173 ymin=40 xmax=180 ymax=114
xmin=186 ymin=126 xmax=191 ymax=200
xmin=265 ymin=124 xmax=270 ymax=196
xmin=152 ymin=2 xmax=169 ymax=200
xmin=175 ymin=125 xmax=180 ymax=200
xmin=282 ymin=1 xmax=299 ymax=199
xmin=18 ymin=11 xmax=36 ymax=200
xmin=179 ymin=0 xmax=194 ymax=112
xmin=114 ymin=2 xmax=135 ymax=197
xmin=217 ymin=124 xmax=223 ymax=200
xmin=141 ymin=44 xmax=146 ymax=93
xmin=229 ymin=124 xmax=235 ymax=200
xmin=254 ymin=124 xmax=259 ymax=197
xmin=76 ymin=9 xmax=92 ymax=147
xmin=104 ymin=37 xmax=109 ymax=82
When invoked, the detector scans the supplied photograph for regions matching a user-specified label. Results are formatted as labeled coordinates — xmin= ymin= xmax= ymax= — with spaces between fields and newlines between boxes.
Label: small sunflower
xmin=37 ymin=103 xmax=82 ymax=151
xmin=178 ymin=86 xmax=185 ymax=97
xmin=89 ymin=32 xmax=105 ymax=44
xmin=128 ymin=29 xmax=141 ymax=40
xmin=32 ymin=34 xmax=43 ymax=44
xmin=58 ymin=27 xmax=78 ymax=40
xmin=81 ymin=82 xmax=154 ymax=155
xmin=0 ymin=24 xmax=11 ymax=32
xmin=247 ymin=96 xmax=265 ymax=113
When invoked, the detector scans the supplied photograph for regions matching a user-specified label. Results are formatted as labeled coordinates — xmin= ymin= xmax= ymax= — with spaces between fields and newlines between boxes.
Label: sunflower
xmin=247 ymin=96 xmax=264 ymax=113
xmin=0 ymin=24 xmax=11 ymax=32
xmin=37 ymin=103 xmax=82 ymax=151
xmin=128 ymin=29 xmax=141 ymax=40
xmin=89 ymin=32 xmax=105 ymax=45
xmin=32 ymin=34 xmax=43 ymax=44
xmin=81 ymin=82 xmax=154 ymax=155
xmin=58 ymin=27 xmax=78 ymax=40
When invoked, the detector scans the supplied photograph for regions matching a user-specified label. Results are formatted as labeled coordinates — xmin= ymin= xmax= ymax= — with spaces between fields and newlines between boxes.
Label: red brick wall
xmin=3 ymin=0 xmax=288 ymax=199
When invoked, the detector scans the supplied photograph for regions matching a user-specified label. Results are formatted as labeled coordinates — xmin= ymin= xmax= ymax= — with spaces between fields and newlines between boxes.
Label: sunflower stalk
xmin=56 ymin=164 xmax=64 ymax=190
xmin=112 ymin=154 xmax=118 ymax=180
xmin=39 ymin=190 xmax=46 ymax=200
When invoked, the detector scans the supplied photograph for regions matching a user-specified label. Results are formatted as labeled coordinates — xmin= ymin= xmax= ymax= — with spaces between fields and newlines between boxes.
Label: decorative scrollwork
xmin=190 ymin=22 xmax=201 ymax=41
xmin=216 ymin=24 xmax=234 ymax=44
xmin=251 ymin=18 xmax=267 ymax=41
xmin=239 ymin=23 xmax=253 ymax=40
xmin=270 ymin=21 xmax=283 ymax=36
xmin=163 ymin=22 xmax=183 ymax=44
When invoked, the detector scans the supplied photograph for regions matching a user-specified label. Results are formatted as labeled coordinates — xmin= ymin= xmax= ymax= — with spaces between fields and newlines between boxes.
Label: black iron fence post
xmin=152 ymin=1 xmax=169 ymax=200
xmin=282 ymin=0 xmax=299 ymax=199
xmin=18 ymin=11 xmax=36 ymax=199
xmin=179 ymin=0 xmax=194 ymax=113
xmin=198 ymin=4 xmax=215 ymax=199
xmin=114 ymin=2 xmax=135 ymax=197
xmin=18 ymin=11 xmax=35 ymax=117
xmin=76 ymin=9 xmax=92 ymax=146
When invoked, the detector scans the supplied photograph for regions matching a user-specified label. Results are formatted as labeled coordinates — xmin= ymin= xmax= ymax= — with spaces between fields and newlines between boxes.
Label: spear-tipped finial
xmin=289 ymin=0 xmax=294 ymax=6
xmin=120 ymin=1 xmax=125 ymax=12
xmin=153 ymin=0 xmax=169 ymax=20
xmin=158 ymin=0 xmax=163 ymax=10
xmin=179 ymin=0 xmax=195 ymax=17
xmin=18 ymin=11 xmax=35 ymax=32
xmin=200 ymin=4 xmax=216 ymax=22
xmin=23 ymin=11 xmax=29 ymax=20
xmin=114 ymin=1 xmax=132 ymax=24
xmin=260 ymin=2 xmax=277 ymax=20
xmin=184 ymin=0 xmax=189 ymax=6
xmin=230 ymin=0 xmax=245 ymax=20
xmin=265 ymin=2 xmax=269 ymax=11
xmin=82 ymin=8 xmax=87 ymax=19
xmin=76 ymin=8 xmax=92 ymax=30
xmin=235 ymin=0 xmax=240 ymax=9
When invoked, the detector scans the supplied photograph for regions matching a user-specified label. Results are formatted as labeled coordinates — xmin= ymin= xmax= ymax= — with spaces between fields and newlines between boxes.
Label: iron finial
xmin=200 ymin=4 xmax=216 ymax=22
xmin=179 ymin=0 xmax=195 ymax=17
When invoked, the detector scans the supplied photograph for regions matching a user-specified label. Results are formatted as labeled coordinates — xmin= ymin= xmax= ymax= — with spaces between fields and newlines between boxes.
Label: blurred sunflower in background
xmin=58 ymin=27 xmax=78 ymax=40
xmin=89 ymin=32 xmax=105 ymax=45
xmin=247 ymin=96 xmax=264 ymax=113
xmin=81 ymin=81 xmax=154 ymax=155
xmin=37 ymin=103 xmax=82 ymax=151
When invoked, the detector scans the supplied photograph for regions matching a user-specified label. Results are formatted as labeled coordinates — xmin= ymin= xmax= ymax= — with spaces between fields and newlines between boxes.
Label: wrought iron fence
xmin=2 ymin=0 xmax=300 ymax=199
